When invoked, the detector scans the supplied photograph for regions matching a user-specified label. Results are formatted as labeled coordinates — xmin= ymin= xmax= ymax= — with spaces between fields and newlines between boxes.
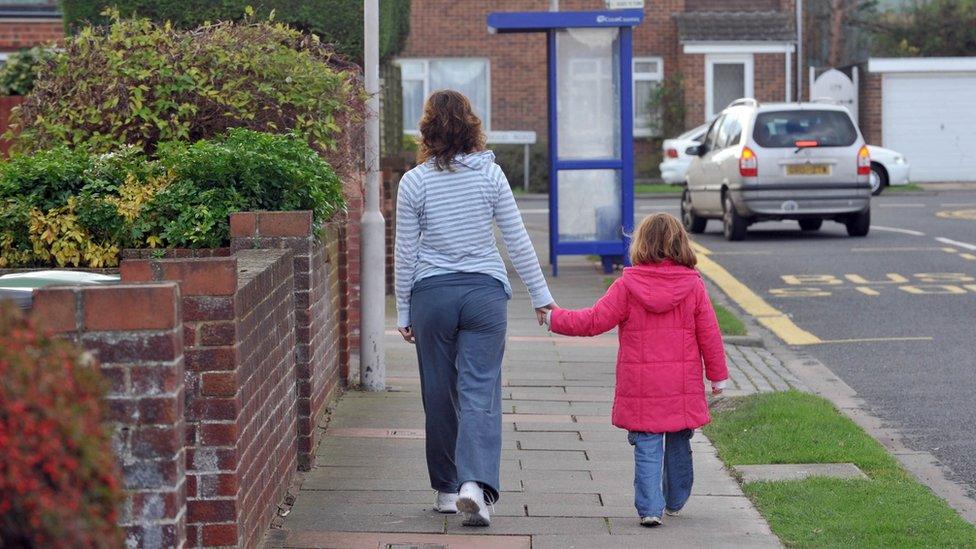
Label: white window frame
xmin=705 ymin=53 xmax=754 ymax=120
xmin=396 ymin=57 xmax=492 ymax=135
xmin=632 ymin=56 xmax=664 ymax=138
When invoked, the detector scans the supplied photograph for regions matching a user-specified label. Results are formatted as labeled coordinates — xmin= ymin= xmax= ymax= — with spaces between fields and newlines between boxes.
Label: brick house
xmin=0 ymin=0 xmax=62 ymax=59
xmin=397 ymin=0 xmax=797 ymax=174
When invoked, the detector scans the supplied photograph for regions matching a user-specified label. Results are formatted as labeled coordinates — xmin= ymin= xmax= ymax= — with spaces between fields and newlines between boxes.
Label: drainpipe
xmin=360 ymin=0 xmax=386 ymax=391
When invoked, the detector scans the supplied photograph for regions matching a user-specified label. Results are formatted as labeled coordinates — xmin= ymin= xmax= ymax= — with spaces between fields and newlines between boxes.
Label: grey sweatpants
xmin=410 ymin=273 xmax=508 ymax=503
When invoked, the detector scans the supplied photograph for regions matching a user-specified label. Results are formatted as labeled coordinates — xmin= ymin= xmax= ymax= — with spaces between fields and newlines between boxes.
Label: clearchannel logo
xmin=595 ymin=15 xmax=640 ymax=24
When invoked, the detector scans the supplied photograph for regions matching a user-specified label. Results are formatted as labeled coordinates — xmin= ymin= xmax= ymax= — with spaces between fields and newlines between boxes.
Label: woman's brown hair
xmin=418 ymin=90 xmax=487 ymax=171
xmin=629 ymin=213 xmax=697 ymax=268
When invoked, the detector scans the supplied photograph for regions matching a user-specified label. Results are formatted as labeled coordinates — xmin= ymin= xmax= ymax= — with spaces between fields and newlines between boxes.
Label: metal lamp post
xmin=360 ymin=0 xmax=386 ymax=391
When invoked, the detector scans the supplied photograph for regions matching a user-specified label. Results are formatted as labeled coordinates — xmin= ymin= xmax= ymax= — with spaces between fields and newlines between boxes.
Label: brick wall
xmin=755 ymin=53 xmax=787 ymax=103
xmin=680 ymin=53 xmax=706 ymax=127
xmin=338 ymin=176 xmax=363 ymax=380
xmin=859 ymin=68 xmax=882 ymax=145
xmin=119 ymin=251 xmax=297 ymax=548
xmin=0 ymin=19 xmax=62 ymax=51
xmin=229 ymin=212 xmax=343 ymax=471
xmin=32 ymin=283 xmax=187 ymax=548
xmin=30 ymin=210 xmax=348 ymax=548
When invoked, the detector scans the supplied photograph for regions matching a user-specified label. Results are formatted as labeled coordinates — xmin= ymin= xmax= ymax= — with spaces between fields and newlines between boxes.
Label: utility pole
xmin=360 ymin=0 xmax=386 ymax=391
xmin=796 ymin=0 xmax=804 ymax=101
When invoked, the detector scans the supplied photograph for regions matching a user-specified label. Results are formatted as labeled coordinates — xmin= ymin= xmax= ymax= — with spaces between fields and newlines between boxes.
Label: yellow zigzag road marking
xmin=691 ymin=241 xmax=821 ymax=346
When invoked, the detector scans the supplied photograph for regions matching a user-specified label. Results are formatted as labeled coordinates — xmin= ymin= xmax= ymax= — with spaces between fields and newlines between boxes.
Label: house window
xmin=398 ymin=58 xmax=490 ymax=134
xmin=705 ymin=54 xmax=754 ymax=119
xmin=633 ymin=57 xmax=663 ymax=137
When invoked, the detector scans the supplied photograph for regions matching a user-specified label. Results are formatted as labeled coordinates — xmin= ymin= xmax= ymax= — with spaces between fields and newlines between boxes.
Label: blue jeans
xmin=628 ymin=429 xmax=694 ymax=517
xmin=410 ymin=273 xmax=508 ymax=503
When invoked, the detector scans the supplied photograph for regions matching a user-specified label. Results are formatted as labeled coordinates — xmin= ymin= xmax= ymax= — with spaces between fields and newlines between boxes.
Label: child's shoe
xmin=640 ymin=516 xmax=662 ymax=527
xmin=665 ymin=508 xmax=681 ymax=517
xmin=457 ymin=481 xmax=490 ymax=526
xmin=433 ymin=491 xmax=459 ymax=514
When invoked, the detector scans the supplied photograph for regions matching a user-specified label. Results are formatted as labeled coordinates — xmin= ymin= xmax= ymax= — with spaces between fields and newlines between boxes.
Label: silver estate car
xmin=681 ymin=99 xmax=871 ymax=241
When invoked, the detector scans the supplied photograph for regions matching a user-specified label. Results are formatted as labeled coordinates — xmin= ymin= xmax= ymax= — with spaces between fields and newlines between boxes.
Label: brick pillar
xmin=121 ymin=251 xmax=298 ymax=548
xmin=32 ymin=283 xmax=187 ymax=548
xmin=229 ymin=211 xmax=343 ymax=470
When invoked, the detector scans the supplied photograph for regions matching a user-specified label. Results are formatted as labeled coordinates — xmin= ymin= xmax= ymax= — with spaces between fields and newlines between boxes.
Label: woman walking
xmin=394 ymin=90 xmax=554 ymax=527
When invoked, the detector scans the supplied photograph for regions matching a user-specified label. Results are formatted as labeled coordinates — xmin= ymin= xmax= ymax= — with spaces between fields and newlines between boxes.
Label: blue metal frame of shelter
xmin=488 ymin=10 xmax=643 ymax=276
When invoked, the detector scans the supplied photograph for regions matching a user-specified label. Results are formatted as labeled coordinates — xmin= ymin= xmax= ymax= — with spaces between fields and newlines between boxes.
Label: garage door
xmin=882 ymin=73 xmax=976 ymax=182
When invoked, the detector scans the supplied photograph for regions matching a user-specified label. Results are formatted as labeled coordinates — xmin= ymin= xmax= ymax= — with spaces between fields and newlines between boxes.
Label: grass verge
xmin=886 ymin=183 xmax=924 ymax=192
xmin=704 ymin=391 xmax=976 ymax=547
xmin=713 ymin=302 xmax=746 ymax=336
xmin=635 ymin=183 xmax=682 ymax=195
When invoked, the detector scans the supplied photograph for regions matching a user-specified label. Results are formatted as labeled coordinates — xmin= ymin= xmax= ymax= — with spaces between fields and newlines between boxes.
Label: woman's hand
xmin=398 ymin=326 xmax=415 ymax=344
xmin=535 ymin=303 xmax=557 ymax=326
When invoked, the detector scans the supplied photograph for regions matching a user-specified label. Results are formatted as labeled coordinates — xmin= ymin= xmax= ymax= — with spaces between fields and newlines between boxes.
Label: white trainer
xmin=640 ymin=516 xmax=663 ymax=527
xmin=456 ymin=481 xmax=490 ymax=526
xmin=433 ymin=491 xmax=459 ymax=514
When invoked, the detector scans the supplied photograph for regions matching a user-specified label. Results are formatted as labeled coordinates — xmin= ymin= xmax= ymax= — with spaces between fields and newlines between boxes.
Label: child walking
xmin=547 ymin=213 xmax=729 ymax=527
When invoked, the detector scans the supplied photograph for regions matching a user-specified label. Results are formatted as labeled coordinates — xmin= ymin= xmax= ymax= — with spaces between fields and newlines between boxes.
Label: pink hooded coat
xmin=549 ymin=261 xmax=728 ymax=433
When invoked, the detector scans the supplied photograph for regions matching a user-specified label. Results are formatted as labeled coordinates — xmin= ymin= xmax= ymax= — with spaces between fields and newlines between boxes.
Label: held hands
xmin=536 ymin=302 xmax=558 ymax=326
xmin=398 ymin=326 xmax=415 ymax=344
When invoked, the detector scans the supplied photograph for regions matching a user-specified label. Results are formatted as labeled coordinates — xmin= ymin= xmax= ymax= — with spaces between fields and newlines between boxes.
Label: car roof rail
xmin=727 ymin=98 xmax=759 ymax=108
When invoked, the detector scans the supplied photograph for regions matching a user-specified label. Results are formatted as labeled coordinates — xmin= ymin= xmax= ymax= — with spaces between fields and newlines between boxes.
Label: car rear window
xmin=752 ymin=110 xmax=858 ymax=148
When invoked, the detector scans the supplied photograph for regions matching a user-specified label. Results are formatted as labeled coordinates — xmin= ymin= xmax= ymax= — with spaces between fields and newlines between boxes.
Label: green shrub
xmin=59 ymin=0 xmax=411 ymax=64
xmin=492 ymin=143 xmax=550 ymax=194
xmin=0 ymin=47 xmax=56 ymax=96
xmin=0 ymin=130 xmax=344 ymax=267
xmin=0 ymin=302 xmax=123 ymax=547
xmin=12 ymin=13 xmax=365 ymax=176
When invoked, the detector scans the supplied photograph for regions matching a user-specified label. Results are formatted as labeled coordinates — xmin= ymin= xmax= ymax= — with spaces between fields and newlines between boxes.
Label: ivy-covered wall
xmin=59 ymin=0 xmax=411 ymax=64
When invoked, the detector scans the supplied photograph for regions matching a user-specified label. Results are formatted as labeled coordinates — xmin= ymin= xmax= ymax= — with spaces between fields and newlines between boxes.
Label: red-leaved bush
xmin=0 ymin=302 xmax=123 ymax=548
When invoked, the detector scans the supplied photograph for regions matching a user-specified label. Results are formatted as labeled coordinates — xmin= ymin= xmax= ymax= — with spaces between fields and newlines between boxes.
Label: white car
xmin=866 ymin=145 xmax=910 ymax=195
xmin=659 ymin=123 xmax=708 ymax=184
xmin=660 ymin=127 xmax=910 ymax=195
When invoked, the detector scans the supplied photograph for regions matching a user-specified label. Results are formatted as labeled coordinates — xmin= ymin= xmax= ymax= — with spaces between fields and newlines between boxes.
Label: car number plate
xmin=787 ymin=164 xmax=830 ymax=176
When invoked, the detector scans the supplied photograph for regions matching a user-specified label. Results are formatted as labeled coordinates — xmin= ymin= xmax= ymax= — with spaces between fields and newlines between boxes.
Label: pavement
xmin=268 ymin=251 xmax=789 ymax=547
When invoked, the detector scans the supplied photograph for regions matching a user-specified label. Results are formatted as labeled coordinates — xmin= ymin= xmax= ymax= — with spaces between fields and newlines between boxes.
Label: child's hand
xmin=711 ymin=379 xmax=727 ymax=396
xmin=711 ymin=386 xmax=723 ymax=396
xmin=535 ymin=302 xmax=558 ymax=326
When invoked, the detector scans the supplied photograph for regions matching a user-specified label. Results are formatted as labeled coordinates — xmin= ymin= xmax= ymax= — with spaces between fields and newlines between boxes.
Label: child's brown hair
xmin=629 ymin=213 xmax=697 ymax=268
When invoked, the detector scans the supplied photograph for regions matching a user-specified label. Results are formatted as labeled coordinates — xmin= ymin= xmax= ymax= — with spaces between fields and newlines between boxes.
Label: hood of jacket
xmin=452 ymin=150 xmax=496 ymax=171
xmin=620 ymin=261 xmax=701 ymax=314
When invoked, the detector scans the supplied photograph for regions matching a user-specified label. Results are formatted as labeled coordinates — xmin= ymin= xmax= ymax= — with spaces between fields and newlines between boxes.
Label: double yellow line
xmin=692 ymin=241 xmax=822 ymax=345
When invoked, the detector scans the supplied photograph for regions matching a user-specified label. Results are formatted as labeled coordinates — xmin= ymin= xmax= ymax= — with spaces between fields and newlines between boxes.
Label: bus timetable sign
xmin=606 ymin=0 xmax=644 ymax=9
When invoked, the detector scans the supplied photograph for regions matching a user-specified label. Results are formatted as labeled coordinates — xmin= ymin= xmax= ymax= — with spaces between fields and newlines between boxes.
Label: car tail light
xmin=857 ymin=145 xmax=870 ymax=175
xmin=666 ymin=148 xmax=678 ymax=159
xmin=739 ymin=147 xmax=758 ymax=177
xmin=794 ymin=140 xmax=818 ymax=148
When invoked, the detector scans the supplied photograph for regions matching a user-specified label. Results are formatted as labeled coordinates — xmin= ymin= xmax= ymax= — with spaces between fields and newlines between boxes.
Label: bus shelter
xmin=487 ymin=10 xmax=643 ymax=275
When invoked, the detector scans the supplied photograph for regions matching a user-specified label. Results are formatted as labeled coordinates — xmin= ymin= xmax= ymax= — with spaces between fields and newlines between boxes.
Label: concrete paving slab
xmin=443 ymin=517 xmax=610 ymax=536
xmin=735 ymin=463 xmax=868 ymax=483
xmin=277 ymin=531 xmax=530 ymax=548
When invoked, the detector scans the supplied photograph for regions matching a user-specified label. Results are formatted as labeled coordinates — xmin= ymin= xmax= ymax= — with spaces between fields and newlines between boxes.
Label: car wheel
xmin=869 ymin=163 xmax=888 ymax=196
xmin=798 ymin=218 xmax=823 ymax=231
xmin=722 ymin=195 xmax=747 ymax=241
xmin=681 ymin=189 xmax=707 ymax=234
xmin=845 ymin=208 xmax=870 ymax=237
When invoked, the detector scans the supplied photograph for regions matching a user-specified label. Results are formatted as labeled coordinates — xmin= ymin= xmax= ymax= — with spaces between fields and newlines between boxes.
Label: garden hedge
xmin=60 ymin=0 xmax=411 ymax=64
xmin=11 ymin=14 xmax=365 ymax=178
xmin=0 ymin=129 xmax=345 ymax=268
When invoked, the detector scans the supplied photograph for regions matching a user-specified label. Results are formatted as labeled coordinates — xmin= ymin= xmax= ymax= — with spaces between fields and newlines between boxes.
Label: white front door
xmin=705 ymin=54 xmax=754 ymax=120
